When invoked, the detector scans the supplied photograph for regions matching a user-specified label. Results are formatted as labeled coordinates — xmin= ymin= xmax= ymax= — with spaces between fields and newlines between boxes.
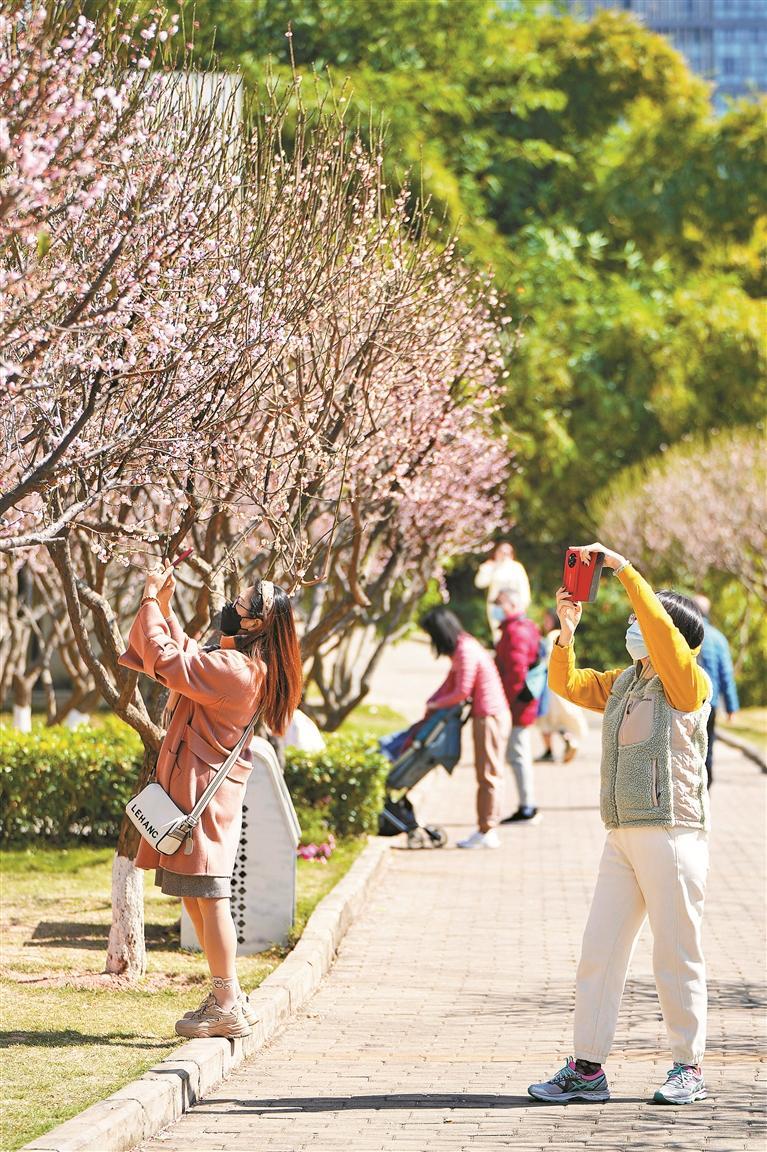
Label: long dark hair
xmin=420 ymin=606 xmax=464 ymax=657
xmin=236 ymin=582 xmax=303 ymax=735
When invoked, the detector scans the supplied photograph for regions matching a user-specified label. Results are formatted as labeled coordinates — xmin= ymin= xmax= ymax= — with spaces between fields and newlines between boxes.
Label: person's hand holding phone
xmin=143 ymin=564 xmax=175 ymax=615
xmin=555 ymin=586 xmax=582 ymax=647
xmin=573 ymin=541 xmax=627 ymax=571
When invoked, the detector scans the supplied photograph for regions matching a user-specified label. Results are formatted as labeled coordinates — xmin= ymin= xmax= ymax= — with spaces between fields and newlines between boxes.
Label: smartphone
xmin=170 ymin=548 xmax=194 ymax=569
xmin=563 ymin=548 xmax=604 ymax=602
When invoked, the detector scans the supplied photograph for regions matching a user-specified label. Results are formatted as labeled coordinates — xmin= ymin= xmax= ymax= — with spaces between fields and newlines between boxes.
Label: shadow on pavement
xmin=207 ymin=1093 xmax=542 ymax=1113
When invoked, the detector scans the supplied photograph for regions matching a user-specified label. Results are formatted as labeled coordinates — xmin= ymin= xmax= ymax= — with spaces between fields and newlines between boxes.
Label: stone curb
xmin=22 ymin=837 xmax=391 ymax=1152
xmin=718 ymin=730 xmax=767 ymax=773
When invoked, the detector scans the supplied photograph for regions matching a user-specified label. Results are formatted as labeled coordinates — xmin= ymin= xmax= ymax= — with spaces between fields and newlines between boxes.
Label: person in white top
xmin=475 ymin=542 xmax=531 ymax=642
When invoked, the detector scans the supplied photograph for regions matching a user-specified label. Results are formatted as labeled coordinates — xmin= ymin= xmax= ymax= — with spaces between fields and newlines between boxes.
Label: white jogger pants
xmin=573 ymin=825 xmax=709 ymax=1066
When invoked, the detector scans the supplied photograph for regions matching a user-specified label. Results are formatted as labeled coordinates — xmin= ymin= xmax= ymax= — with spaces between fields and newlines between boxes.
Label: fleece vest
xmin=600 ymin=665 xmax=710 ymax=830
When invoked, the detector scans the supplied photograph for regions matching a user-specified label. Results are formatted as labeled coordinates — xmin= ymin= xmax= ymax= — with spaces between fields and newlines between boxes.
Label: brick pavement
xmin=138 ymin=723 xmax=766 ymax=1152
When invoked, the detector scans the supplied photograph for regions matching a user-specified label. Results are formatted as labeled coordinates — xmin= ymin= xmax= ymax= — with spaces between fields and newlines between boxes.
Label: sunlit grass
xmin=337 ymin=702 xmax=406 ymax=740
xmin=0 ymin=839 xmax=365 ymax=1151
xmin=726 ymin=706 xmax=766 ymax=754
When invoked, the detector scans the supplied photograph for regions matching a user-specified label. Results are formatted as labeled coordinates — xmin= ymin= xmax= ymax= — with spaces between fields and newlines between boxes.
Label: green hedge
xmin=0 ymin=720 xmax=390 ymax=845
xmin=284 ymin=733 xmax=390 ymax=839
xmin=0 ymin=717 xmax=142 ymax=844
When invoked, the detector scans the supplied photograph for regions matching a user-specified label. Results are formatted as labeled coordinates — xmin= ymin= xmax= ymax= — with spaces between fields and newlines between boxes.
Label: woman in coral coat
xmin=119 ymin=565 xmax=302 ymax=1039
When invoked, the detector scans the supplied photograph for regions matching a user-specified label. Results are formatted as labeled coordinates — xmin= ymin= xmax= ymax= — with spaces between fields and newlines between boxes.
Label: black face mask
xmin=219 ymin=600 xmax=243 ymax=636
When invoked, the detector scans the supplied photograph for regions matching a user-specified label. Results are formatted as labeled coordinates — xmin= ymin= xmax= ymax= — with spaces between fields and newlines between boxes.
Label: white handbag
xmin=125 ymin=712 xmax=260 ymax=856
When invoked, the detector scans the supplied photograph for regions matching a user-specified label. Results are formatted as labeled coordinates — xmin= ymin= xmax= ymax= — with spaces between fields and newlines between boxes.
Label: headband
xmin=260 ymin=580 xmax=275 ymax=616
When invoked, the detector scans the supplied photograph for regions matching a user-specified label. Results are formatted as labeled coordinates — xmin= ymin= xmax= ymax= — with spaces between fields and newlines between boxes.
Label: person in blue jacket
xmin=693 ymin=595 xmax=740 ymax=787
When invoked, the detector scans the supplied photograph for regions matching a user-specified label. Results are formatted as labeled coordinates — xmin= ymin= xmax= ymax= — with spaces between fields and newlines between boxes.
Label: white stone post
xmin=180 ymin=736 xmax=301 ymax=954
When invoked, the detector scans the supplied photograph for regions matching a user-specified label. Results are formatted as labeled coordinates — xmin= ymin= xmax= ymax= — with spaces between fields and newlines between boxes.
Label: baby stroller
xmin=378 ymin=703 xmax=471 ymax=848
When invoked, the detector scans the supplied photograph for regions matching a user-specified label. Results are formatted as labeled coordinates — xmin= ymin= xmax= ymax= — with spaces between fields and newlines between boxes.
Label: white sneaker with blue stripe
xmin=528 ymin=1059 xmax=610 ymax=1103
xmin=653 ymin=1063 xmax=707 ymax=1104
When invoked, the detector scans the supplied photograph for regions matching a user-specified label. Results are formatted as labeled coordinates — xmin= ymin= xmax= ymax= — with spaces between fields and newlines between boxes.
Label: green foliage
xmin=503 ymin=234 xmax=767 ymax=542
xmin=178 ymin=0 xmax=766 ymax=552
xmin=178 ymin=0 xmax=494 ymax=76
xmin=572 ymin=576 xmax=633 ymax=676
xmin=143 ymin=0 xmax=766 ymax=680
xmin=442 ymin=565 xmax=493 ymax=648
xmin=708 ymin=579 xmax=767 ymax=709
xmin=0 ymin=717 xmax=393 ymax=846
xmin=0 ymin=717 xmax=142 ymax=845
xmin=284 ymin=733 xmax=389 ymax=838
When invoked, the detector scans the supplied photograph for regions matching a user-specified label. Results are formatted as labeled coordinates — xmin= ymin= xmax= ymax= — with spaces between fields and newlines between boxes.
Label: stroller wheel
xmin=406 ymin=828 xmax=428 ymax=850
xmin=424 ymin=824 xmax=448 ymax=848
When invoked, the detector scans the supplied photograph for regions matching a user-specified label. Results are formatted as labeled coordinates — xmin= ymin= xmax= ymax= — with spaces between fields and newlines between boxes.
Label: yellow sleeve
xmin=617 ymin=565 xmax=708 ymax=712
xmin=548 ymin=641 xmax=623 ymax=714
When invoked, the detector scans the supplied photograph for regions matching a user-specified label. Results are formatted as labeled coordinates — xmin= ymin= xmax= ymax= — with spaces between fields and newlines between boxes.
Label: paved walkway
xmin=139 ymin=720 xmax=766 ymax=1152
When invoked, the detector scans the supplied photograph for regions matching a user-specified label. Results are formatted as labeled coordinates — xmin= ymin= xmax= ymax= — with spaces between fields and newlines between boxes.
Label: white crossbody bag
xmin=125 ymin=711 xmax=260 ymax=856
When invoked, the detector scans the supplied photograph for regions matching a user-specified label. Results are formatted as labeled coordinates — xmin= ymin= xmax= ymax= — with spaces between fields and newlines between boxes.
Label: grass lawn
xmin=725 ymin=706 xmax=766 ymax=755
xmin=337 ymin=702 xmax=406 ymax=740
xmin=0 ymin=839 xmax=366 ymax=1151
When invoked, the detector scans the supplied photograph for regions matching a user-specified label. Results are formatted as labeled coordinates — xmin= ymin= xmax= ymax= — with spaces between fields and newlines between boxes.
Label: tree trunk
xmin=11 ymin=674 xmax=33 ymax=733
xmin=105 ymin=853 xmax=147 ymax=979
xmin=104 ymin=745 xmax=157 ymax=978
xmin=63 ymin=708 xmax=90 ymax=729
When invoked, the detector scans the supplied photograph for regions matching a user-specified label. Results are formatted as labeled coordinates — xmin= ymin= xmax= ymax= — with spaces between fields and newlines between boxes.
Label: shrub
xmin=0 ymin=717 xmax=142 ymax=844
xmin=284 ymin=733 xmax=390 ymax=839
xmin=292 ymin=803 xmax=334 ymax=846
xmin=0 ymin=719 xmax=390 ymax=847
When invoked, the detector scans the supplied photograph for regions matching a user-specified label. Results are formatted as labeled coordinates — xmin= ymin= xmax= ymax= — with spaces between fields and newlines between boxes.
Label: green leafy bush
xmin=1 ymin=718 xmax=389 ymax=847
xmin=0 ymin=717 xmax=142 ymax=844
xmin=0 ymin=719 xmax=391 ymax=846
xmin=284 ymin=733 xmax=390 ymax=839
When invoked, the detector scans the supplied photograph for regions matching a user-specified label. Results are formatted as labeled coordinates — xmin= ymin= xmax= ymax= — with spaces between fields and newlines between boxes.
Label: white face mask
xmin=490 ymin=604 xmax=506 ymax=624
xmin=625 ymin=620 xmax=648 ymax=661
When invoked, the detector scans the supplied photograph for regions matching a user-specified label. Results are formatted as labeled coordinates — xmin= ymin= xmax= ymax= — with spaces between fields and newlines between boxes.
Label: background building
xmin=563 ymin=0 xmax=767 ymax=107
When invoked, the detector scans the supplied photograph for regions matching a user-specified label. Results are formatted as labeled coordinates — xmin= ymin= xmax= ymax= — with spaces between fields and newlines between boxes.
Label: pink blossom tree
xmin=1 ymin=4 xmax=513 ymax=976
xmin=597 ymin=429 xmax=766 ymax=605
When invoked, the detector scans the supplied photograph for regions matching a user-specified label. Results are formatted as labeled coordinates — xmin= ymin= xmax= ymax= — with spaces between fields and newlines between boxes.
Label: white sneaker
xmin=653 ymin=1063 xmax=707 ymax=1104
xmin=457 ymin=829 xmax=500 ymax=850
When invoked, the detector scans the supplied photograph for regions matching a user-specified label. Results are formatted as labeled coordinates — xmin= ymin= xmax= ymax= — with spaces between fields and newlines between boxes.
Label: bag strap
xmin=182 ymin=706 xmax=263 ymax=830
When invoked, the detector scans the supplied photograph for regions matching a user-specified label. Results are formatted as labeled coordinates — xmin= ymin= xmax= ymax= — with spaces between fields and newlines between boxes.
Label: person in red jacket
xmin=494 ymin=589 xmax=543 ymax=825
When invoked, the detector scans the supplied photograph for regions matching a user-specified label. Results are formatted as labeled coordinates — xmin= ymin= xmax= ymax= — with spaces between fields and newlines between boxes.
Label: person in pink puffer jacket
xmin=420 ymin=607 xmax=511 ymax=849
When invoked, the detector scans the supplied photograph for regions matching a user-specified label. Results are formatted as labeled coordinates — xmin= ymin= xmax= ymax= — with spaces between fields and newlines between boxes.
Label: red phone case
xmin=563 ymin=549 xmax=605 ymax=602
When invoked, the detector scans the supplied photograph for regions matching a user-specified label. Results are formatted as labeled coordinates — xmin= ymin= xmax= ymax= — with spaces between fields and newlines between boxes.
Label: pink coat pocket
xmin=183 ymin=725 xmax=252 ymax=784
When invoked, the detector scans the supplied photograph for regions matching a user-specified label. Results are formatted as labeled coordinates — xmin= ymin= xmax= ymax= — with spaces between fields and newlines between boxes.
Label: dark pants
xmin=705 ymin=707 xmax=716 ymax=787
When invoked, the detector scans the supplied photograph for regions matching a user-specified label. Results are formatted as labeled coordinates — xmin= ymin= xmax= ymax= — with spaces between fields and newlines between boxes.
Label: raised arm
xmin=548 ymin=640 xmax=622 ymax=713
xmin=474 ymin=561 xmax=495 ymax=590
xmin=618 ymin=565 xmax=708 ymax=712
xmin=569 ymin=543 xmax=709 ymax=712
xmin=119 ymin=600 xmax=248 ymax=706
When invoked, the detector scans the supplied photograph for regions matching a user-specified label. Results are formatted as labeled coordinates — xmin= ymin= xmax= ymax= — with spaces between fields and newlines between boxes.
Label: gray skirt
xmin=154 ymin=867 xmax=231 ymax=899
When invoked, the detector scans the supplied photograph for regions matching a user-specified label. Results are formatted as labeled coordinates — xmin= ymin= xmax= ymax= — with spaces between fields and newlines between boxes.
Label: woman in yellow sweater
xmin=528 ymin=543 xmax=711 ymax=1107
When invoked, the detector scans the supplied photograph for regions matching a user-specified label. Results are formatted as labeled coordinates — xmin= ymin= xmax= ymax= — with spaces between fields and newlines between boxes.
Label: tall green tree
xmin=177 ymin=0 xmax=766 ymax=555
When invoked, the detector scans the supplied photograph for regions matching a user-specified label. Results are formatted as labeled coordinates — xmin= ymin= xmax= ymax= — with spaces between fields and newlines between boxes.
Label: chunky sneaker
xmin=528 ymin=1059 xmax=610 ymax=1103
xmin=653 ymin=1063 xmax=707 ymax=1104
xmin=457 ymin=828 xmax=500 ymax=850
xmin=182 ymin=990 xmax=258 ymax=1027
xmin=501 ymin=806 xmax=542 ymax=825
xmin=175 ymin=998 xmax=252 ymax=1039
